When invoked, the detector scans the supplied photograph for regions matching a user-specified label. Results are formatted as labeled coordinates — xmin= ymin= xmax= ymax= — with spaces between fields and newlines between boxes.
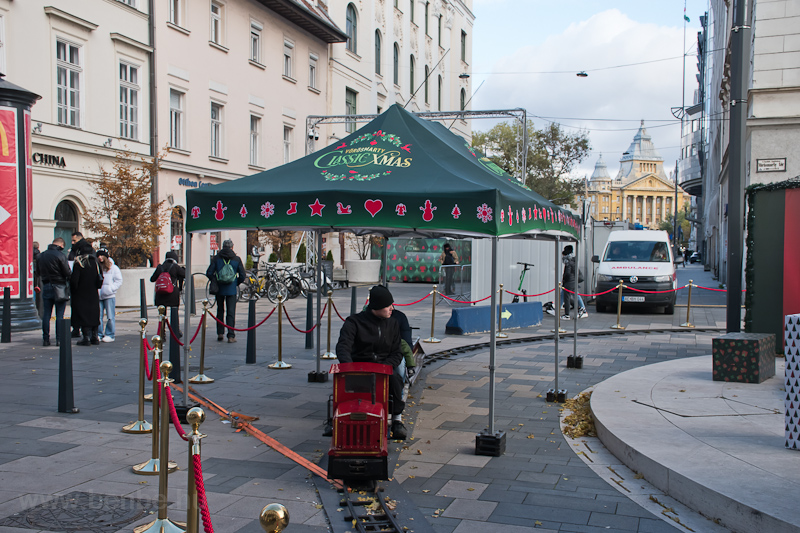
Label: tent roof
xmin=186 ymin=104 xmax=579 ymax=240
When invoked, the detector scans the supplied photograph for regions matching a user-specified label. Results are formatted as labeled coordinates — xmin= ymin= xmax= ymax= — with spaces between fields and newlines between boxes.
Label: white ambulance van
xmin=591 ymin=230 xmax=680 ymax=314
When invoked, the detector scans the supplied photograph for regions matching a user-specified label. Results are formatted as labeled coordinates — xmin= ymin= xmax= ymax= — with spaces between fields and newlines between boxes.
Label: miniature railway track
xmin=340 ymin=486 xmax=402 ymax=533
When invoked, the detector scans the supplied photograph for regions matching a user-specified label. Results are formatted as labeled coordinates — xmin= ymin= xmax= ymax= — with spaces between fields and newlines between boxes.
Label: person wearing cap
xmin=335 ymin=285 xmax=407 ymax=440
xmin=561 ymin=245 xmax=587 ymax=320
xmin=96 ymin=248 xmax=123 ymax=342
xmin=206 ymin=239 xmax=246 ymax=343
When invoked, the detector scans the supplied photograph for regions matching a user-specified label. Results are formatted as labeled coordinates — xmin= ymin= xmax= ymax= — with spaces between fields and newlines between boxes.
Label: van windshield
xmin=603 ymin=241 xmax=670 ymax=262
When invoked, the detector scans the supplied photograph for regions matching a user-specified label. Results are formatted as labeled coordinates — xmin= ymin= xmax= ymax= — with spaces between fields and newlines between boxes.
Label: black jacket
xmin=37 ymin=244 xmax=71 ymax=285
xmin=562 ymin=256 xmax=580 ymax=287
xmin=335 ymin=310 xmax=402 ymax=368
xmin=150 ymin=258 xmax=186 ymax=308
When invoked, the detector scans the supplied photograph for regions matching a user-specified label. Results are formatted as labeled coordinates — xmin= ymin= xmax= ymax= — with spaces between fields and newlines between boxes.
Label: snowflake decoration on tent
xmin=261 ymin=202 xmax=275 ymax=219
xmin=477 ymin=203 xmax=493 ymax=223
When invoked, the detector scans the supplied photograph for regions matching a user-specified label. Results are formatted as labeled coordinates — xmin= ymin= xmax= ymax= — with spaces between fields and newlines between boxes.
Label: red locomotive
xmin=327 ymin=362 xmax=393 ymax=482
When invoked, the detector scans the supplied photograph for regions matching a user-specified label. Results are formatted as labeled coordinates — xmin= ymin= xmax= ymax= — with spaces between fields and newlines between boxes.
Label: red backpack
xmin=155 ymin=270 xmax=174 ymax=295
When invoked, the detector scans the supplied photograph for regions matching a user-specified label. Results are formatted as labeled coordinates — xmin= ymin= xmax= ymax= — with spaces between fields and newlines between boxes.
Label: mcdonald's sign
xmin=0 ymin=107 xmax=20 ymax=297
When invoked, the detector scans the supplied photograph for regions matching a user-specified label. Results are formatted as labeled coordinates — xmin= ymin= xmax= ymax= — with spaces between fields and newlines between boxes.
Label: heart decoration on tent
xmin=365 ymin=199 xmax=383 ymax=217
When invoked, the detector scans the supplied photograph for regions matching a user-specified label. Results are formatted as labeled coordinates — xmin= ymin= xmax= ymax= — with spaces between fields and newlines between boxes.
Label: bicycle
xmin=511 ymin=261 xmax=535 ymax=303
xmin=238 ymin=266 xmax=288 ymax=303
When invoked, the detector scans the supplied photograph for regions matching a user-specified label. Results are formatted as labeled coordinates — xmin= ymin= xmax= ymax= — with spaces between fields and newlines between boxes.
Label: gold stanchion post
xmin=123 ymin=319 xmax=152 ymax=433
xmin=269 ymin=295 xmax=292 ymax=369
xmin=610 ymin=280 xmax=626 ymax=330
xmin=496 ymin=284 xmax=508 ymax=338
xmin=321 ymin=290 xmax=336 ymax=359
xmin=186 ymin=407 xmax=206 ymax=533
xmin=133 ymin=336 xmax=178 ymax=475
xmin=134 ymin=360 xmax=185 ymax=533
xmin=422 ymin=285 xmax=441 ymax=343
xmin=190 ymin=300 xmax=214 ymax=383
xmin=260 ymin=504 xmax=289 ymax=533
xmin=681 ymin=280 xmax=696 ymax=328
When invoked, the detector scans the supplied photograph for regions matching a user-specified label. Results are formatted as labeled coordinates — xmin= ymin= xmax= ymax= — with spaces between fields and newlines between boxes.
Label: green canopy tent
xmin=183 ymin=104 xmax=580 ymax=448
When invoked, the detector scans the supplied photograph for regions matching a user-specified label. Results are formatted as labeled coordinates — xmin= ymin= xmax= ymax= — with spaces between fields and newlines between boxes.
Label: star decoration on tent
xmin=309 ymin=198 xmax=325 ymax=217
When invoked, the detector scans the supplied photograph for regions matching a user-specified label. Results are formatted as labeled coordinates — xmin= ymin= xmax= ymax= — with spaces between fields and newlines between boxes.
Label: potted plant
xmin=344 ymin=233 xmax=382 ymax=283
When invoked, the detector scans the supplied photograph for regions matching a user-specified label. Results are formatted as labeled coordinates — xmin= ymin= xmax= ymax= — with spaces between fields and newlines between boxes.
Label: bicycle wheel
xmin=266 ymin=280 xmax=289 ymax=303
xmin=238 ymin=279 xmax=259 ymax=302
xmin=204 ymin=280 xmax=217 ymax=309
xmin=285 ymin=275 xmax=303 ymax=299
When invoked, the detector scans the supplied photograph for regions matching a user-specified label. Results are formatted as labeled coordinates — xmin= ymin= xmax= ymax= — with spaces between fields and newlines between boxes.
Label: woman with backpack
xmin=150 ymin=251 xmax=186 ymax=334
xmin=206 ymin=239 xmax=245 ymax=342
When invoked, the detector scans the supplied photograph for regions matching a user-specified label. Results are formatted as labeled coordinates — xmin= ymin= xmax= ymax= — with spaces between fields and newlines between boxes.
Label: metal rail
xmin=341 ymin=486 xmax=403 ymax=533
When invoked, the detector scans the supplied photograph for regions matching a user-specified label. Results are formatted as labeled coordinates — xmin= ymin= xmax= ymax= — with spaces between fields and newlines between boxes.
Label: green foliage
xmin=472 ymin=120 xmax=590 ymax=206
xmin=325 ymin=250 xmax=334 ymax=262
xmin=245 ymin=255 xmax=253 ymax=270
xmin=657 ymin=202 xmax=692 ymax=246
xmin=297 ymin=242 xmax=306 ymax=263
xmin=281 ymin=247 xmax=292 ymax=262
xmin=268 ymin=252 xmax=278 ymax=263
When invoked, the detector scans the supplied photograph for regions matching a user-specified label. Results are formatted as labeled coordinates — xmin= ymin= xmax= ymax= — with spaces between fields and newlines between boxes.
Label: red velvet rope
xmin=392 ymin=291 xmax=433 ymax=306
xmin=165 ymin=319 xmax=185 ymax=346
xmin=208 ymin=306 xmax=276 ymax=331
xmin=283 ymin=308 xmax=320 ymax=334
xmin=189 ymin=313 xmax=205 ymax=345
xmin=439 ymin=293 xmax=493 ymax=304
xmin=164 ymin=385 xmax=189 ymax=442
xmin=624 ymin=284 xmax=684 ymax=294
xmin=331 ymin=300 xmax=347 ymax=322
xmin=505 ymin=288 xmax=557 ymax=298
xmin=192 ymin=454 xmax=215 ymax=533
xmin=695 ymin=284 xmax=745 ymax=293
xmin=562 ymin=286 xmax=625 ymax=297
xmin=142 ymin=338 xmax=153 ymax=381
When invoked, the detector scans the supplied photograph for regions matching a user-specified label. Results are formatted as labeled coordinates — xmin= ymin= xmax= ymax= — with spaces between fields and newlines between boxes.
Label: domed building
xmin=587 ymin=122 xmax=686 ymax=227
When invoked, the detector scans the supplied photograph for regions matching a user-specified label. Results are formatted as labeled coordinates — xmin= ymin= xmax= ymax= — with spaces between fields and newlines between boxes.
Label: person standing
xmin=439 ymin=243 xmax=459 ymax=295
xmin=561 ymin=245 xmax=587 ymax=320
xmin=37 ymin=237 xmax=71 ymax=346
xmin=335 ymin=285 xmax=407 ymax=440
xmin=206 ymin=239 xmax=245 ymax=342
xmin=67 ymin=231 xmax=84 ymax=338
xmin=150 ymin=251 xmax=186 ymax=335
xmin=97 ymin=249 xmax=123 ymax=342
xmin=70 ymin=239 xmax=103 ymax=346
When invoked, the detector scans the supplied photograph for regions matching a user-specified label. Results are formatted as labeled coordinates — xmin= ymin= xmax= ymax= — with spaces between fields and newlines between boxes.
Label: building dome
xmin=590 ymin=154 xmax=611 ymax=181
xmin=620 ymin=121 xmax=663 ymax=162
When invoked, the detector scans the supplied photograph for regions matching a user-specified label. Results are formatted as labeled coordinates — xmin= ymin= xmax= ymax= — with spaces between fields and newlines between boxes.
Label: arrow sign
xmin=0 ymin=206 xmax=9 ymax=226
xmin=501 ymin=310 xmax=512 ymax=320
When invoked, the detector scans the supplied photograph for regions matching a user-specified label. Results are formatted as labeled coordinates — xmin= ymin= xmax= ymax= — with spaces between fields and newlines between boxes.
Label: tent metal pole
xmin=381 ymin=236 xmax=388 ymax=286
xmin=182 ymin=232 xmax=192 ymax=406
xmin=554 ymin=237 xmax=560 ymax=393
xmin=316 ymin=231 xmax=322 ymax=374
xmin=488 ymin=236 xmax=498 ymax=434
xmin=573 ymin=238 xmax=578 ymax=358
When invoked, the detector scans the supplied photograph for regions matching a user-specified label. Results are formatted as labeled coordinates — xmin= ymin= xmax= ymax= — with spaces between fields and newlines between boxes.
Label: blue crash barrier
xmin=445 ymin=301 xmax=543 ymax=335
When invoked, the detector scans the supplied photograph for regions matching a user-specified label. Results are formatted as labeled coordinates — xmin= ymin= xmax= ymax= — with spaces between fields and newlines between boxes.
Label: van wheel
xmin=664 ymin=304 xmax=675 ymax=315
xmin=596 ymin=302 xmax=606 ymax=313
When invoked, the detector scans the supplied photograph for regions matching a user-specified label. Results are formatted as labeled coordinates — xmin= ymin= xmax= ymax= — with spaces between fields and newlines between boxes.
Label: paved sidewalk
xmin=0 ymin=264 xmax=763 ymax=533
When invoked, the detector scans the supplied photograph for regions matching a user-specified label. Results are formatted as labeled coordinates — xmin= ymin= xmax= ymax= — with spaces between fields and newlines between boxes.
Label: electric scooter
xmin=512 ymin=262 xmax=535 ymax=303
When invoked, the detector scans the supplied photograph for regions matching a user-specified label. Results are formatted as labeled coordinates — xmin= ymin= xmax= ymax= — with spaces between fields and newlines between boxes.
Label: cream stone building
xmin=587 ymin=123 xmax=687 ymax=228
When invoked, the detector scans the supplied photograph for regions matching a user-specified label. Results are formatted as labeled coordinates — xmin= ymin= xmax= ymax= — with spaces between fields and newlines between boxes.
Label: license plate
xmin=623 ymin=296 xmax=645 ymax=302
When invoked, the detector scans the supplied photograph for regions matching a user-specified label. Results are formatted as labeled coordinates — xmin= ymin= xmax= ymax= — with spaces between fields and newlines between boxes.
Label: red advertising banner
xmin=25 ymin=110 xmax=32 ymax=298
xmin=0 ymin=107 xmax=19 ymax=297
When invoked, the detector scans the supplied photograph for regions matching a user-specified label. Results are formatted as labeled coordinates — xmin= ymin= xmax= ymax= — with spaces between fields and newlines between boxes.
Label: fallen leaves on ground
xmin=561 ymin=391 xmax=596 ymax=438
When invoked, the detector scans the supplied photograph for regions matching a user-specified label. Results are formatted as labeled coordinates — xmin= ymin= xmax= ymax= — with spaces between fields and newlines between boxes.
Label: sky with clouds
xmin=470 ymin=0 xmax=709 ymax=180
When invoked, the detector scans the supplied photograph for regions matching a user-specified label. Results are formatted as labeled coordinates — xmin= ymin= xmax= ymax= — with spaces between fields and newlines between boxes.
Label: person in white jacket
xmin=96 ymin=248 xmax=123 ymax=342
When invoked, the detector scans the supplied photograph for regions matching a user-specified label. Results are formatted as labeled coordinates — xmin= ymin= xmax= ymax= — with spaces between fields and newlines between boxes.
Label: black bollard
xmin=139 ymin=278 xmax=148 ymax=321
xmin=190 ymin=277 xmax=196 ymax=315
xmin=305 ymin=294 xmax=314 ymax=349
xmin=350 ymin=286 xmax=357 ymax=317
xmin=168 ymin=306 xmax=181 ymax=383
xmin=1 ymin=287 xmax=9 ymax=343
xmin=246 ymin=298 xmax=256 ymax=364
xmin=57 ymin=318 xmax=79 ymax=413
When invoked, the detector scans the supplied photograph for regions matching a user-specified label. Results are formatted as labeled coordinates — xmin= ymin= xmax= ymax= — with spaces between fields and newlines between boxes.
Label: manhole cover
xmin=0 ymin=491 xmax=158 ymax=532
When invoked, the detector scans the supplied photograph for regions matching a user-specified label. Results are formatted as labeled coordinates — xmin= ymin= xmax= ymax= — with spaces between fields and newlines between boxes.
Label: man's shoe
xmin=71 ymin=330 xmax=81 ymax=338
xmin=391 ymin=421 xmax=407 ymax=440
xmin=560 ymin=314 xmax=572 ymax=321
xmin=42 ymin=339 xmax=51 ymax=347
xmin=76 ymin=339 xmax=91 ymax=346
xmin=90 ymin=337 xmax=100 ymax=345
xmin=228 ymin=337 xmax=237 ymax=343
xmin=578 ymin=308 xmax=589 ymax=319
xmin=217 ymin=335 xmax=224 ymax=342
xmin=102 ymin=337 xmax=115 ymax=343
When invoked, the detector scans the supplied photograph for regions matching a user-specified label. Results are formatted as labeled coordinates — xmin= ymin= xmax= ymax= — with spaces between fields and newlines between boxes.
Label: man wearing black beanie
xmin=335 ymin=285 xmax=407 ymax=440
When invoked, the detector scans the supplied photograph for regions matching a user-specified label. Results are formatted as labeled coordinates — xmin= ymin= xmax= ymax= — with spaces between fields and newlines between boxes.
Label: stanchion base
xmin=495 ymin=332 xmax=508 ymax=338
xmin=321 ymin=352 xmax=337 ymax=360
xmin=132 ymin=458 xmax=179 ymax=475
xmin=610 ymin=324 xmax=626 ymax=330
xmin=134 ymin=518 xmax=186 ymax=533
xmin=680 ymin=322 xmax=695 ymax=328
xmin=308 ymin=371 xmax=329 ymax=383
xmin=144 ymin=393 xmax=153 ymax=403
xmin=567 ymin=356 xmax=584 ymax=369
xmin=422 ymin=337 xmax=441 ymax=343
xmin=189 ymin=374 xmax=215 ymax=384
xmin=121 ymin=420 xmax=152 ymax=434
xmin=269 ymin=360 xmax=293 ymax=369
xmin=475 ymin=430 xmax=506 ymax=456
xmin=545 ymin=388 xmax=568 ymax=403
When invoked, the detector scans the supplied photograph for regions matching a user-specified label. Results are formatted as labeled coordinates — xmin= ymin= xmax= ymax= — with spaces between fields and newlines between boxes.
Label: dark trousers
xmin=81 ymin=326 xmax=99 ymax=341
xmin=389 ymin=370 xmax=404 ymax=416
xmin=41 ymin=288 xmax=66 ymax=341
xmin=443 ymin=266 xmax=456 ymax=295
xmin=216 ymin=294 xmax=237 ymax=338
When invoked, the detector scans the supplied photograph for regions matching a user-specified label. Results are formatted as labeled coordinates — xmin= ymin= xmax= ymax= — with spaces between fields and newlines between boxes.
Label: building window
xmin=169 ymin=89 xmax=183 ymax=149
xmin=437 ymin=15 xmax=442 ymax=47
xmin=119 ymin=63 xmax=139 ymax=140
xmin=210 ymin=102 xmax=223 ymax=157
xmin=374 ymin=30 xmax=382 ymax=76
xmin=437 ymin=75 xmax=442 ymax=110
xmin=56 ymin=40 xmax=81 ymax=128
xmin=345 ymin=88 xmax=357 ymax=133
xmin=424 ymin=2 xmax=429 ymax=35
xmin=283 ymin=125 xmax=292 ymax=163
xmin=283 ymin=39 xmax=294 ymax=78
xmin=409 ymin=55 xmax=415 ymax=96
xmin=393 ymin=43 xmax=399 ymax=86
xmin=210 ymin=1 xmax=225 ymax=45
xmin=424 ymin=66 xmax=430 ymax=104
xmin=169 ymin=0 xmax=182 ymax=25
xmin=250 ymin=115 xmax=260 ymax=166
xmin=460 ymin=88 xmax=466 ymax=110
xmin=309 ymin=53 xmax=318 ymax=89
xmin=250 ymin=22 xmax=262 ymax=63
xmin=461 ymin=31 xmax=467 ymax=62
xmin=346 ymin=4 xmax=357 ymax=53
xmin=409 ymin=0 xmax=415 ymax=22
xmin=118 ymin=0 xmax=136 ymax=6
